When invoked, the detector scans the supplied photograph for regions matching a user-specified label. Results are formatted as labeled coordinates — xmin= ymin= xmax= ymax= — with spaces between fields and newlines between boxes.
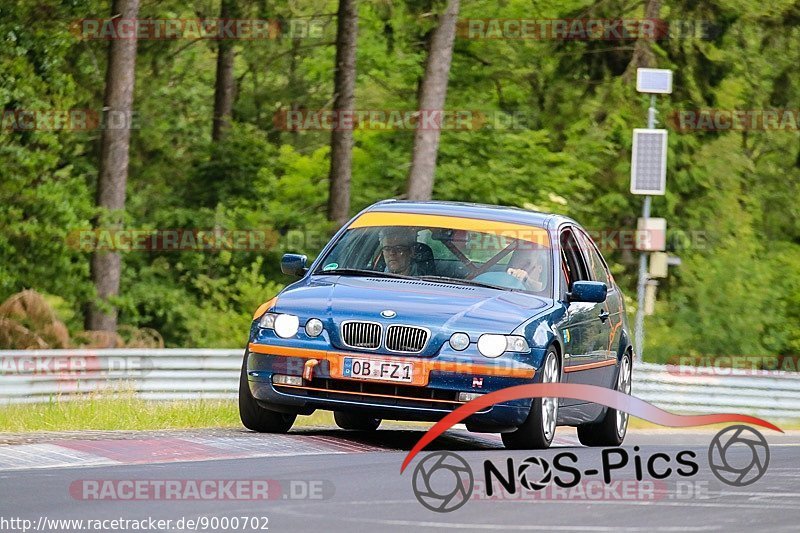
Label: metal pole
xmin=634 ymin=95 xmax=657 ymax=362
xmin=634 ymin=196 xmax=651 ymax=362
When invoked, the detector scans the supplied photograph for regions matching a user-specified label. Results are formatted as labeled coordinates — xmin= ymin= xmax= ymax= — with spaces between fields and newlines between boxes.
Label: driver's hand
xmin=506 ymin=268 xmax=528 ymax=282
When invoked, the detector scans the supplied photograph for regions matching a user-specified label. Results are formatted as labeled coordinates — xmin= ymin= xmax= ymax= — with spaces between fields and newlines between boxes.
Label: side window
xmin=576 ymin=230 xmax=611 ymax=286
xmin=559 ymin=229 xmax=589 ymax=294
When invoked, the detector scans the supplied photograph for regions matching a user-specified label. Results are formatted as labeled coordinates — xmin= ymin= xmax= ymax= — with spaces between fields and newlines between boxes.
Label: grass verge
xmin=0 ymin=394 xmax=336 ymax=433
xmin=2 ymin=396 xmax=796 ymax=433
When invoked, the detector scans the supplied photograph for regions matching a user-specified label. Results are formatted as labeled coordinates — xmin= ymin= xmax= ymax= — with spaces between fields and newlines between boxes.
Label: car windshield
xmin=313 ymin=219 xmax=552 ymax=296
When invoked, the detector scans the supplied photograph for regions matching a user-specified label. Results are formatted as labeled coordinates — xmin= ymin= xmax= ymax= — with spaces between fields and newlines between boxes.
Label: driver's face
xmin=381 ymin=236 xmax=414 ymax=274
xmin=525 ymin=256 xmax=544 ymax=280
xmin=516 ymin=253 xmax=545 ymax=281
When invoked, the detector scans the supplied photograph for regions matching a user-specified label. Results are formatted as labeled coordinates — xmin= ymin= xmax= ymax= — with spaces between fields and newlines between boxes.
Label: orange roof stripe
xmin=349 ymin=212 xmax=550 ymax=245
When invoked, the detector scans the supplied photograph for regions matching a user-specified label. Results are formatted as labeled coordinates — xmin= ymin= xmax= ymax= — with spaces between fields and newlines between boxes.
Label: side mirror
xmin=569 ymin=281 xmax=607 ymax=303
xmin=281 ymin=254 xmax=308 ymax=277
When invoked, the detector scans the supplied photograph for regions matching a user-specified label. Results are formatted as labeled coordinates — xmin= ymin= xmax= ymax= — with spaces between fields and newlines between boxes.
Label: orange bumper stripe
xmin=564 ymin=359 xmax=617 ymax=373
xmin=248 ymin=343 xmax=535 ymax=386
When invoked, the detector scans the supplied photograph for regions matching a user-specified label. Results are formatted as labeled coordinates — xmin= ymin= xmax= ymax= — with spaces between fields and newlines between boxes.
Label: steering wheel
xmin=473 ymin=271 xmax=527 ymax=290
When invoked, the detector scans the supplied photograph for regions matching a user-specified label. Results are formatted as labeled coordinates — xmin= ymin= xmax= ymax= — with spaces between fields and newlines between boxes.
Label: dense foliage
xmin=1 ymin=0 xmax=798 ymax=361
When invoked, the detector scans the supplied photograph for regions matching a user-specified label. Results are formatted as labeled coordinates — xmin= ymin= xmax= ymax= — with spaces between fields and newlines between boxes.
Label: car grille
xmin=340 ymin=321 xmax=381 ymax=350
xmin=386 ymin=325 xmax=429 ymax=353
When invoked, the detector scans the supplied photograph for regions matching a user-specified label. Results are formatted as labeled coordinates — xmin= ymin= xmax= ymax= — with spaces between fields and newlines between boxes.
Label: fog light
xmin=458 ymin=392 xmax=484 ymax=402
xmin=449 ymin=332 xmax=470 ymax=351
xmin=272 ymin=374 xmax=303 ymax=386
xmin=305 ymin=318 xmax=324 ymax=337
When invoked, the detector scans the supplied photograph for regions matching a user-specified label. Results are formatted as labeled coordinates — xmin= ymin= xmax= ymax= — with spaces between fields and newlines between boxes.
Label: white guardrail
xmin=0 ymin=350 xmax=798 ymax=420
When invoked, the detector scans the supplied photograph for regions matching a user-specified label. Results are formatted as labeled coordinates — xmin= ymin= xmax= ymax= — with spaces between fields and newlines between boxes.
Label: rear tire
xmin=239 ymin=352 xmax=296 ymax=433
xmin=502 ymin=346 xmax=560 ymax=450
xmin=334 ymin=411 xmax=381 ymax=431
xmin=577 ymin=351 xmax=632 ymax=447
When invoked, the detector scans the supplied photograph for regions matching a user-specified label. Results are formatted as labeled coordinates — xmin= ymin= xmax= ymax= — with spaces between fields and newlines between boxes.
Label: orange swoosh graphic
xmin=400 ymin=383 xmax=782 ymax=473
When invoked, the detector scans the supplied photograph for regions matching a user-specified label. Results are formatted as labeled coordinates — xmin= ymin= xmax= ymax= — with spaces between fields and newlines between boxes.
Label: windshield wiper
xmin=316 ymin=268 xmax=414 ymax=280
xmin=317 ymin=270 xmax=511 ymax=289
xmin=417 ymin=275 xmax=508 ymax=291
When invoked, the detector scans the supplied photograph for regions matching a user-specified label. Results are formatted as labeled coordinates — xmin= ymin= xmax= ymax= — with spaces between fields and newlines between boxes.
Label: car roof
xmin=365 ymin=199 xmax=576 ymax=230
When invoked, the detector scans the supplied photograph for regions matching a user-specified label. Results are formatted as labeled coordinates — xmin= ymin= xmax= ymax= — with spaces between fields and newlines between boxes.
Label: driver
xmin=380 ymin=228 xmax=419 ymax=276
xmin=506 ymin=247 xmax=547 ymax=291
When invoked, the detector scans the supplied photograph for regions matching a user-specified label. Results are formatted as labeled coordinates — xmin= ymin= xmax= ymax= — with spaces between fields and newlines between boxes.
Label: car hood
xmin=272 ymin=275 xmax=552 ymax=353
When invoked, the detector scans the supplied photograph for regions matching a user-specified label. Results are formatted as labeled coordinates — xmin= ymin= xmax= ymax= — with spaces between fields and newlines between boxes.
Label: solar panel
xmin=636 ymin=68 xmax=673 ymax=94
xmin=631 ymin=129 xmax=668 ymax=195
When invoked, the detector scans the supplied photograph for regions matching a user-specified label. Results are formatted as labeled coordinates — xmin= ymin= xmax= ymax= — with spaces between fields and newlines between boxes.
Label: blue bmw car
xmin=241 ymin=200 xmax=633 ymax=449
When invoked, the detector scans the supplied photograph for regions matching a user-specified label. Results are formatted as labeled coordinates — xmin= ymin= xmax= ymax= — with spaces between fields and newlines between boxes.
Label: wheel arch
xmin=549 ymin=338 xmax=564 ymax=379
xmin=617 ymin=329 xmax=633 ymax=363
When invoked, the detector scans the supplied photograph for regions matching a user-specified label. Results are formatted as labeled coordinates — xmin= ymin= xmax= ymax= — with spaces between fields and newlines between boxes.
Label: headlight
xmin=477 ymin=334 xmax=507 ymax=358
xmin=477 ymin=334 xmax=530 ymax=358
xmin=258 ymin=313 xmax=277 ymax=329
xmin=449 ymin=332 xmax=470 ymax=351
xmin=305 ymin=318 xmax=324 ymax=337
xmin=259 ymin=312 xmax=300 ymax=338
xmin=273 ymin=314 xmax=299 ymax=338
xmin=505 ymin=336 xmax=530 ymax=353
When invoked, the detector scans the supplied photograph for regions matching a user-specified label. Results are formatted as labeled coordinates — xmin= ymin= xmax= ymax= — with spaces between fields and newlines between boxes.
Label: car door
xmin=557 ymin=227 xmax=604 ymax=406
xmin=559 ymin=226 xmax=610 ymax=391
xmin=574 ymin=228 xmax=619 ymax=389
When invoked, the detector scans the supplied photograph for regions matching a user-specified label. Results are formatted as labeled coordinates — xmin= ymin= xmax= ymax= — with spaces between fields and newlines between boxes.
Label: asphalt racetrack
xmin=1 ymin=426 xmax=798 ymax=532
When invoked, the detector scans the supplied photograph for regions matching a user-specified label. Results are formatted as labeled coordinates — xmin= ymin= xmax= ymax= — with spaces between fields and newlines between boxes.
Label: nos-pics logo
xmin=411 ymin=425 xmax=769 ymax=513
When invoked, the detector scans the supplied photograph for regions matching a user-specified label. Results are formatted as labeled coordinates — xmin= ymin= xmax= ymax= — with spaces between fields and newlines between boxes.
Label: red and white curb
xmin=0 ymin=429 xmax=580 ymax=472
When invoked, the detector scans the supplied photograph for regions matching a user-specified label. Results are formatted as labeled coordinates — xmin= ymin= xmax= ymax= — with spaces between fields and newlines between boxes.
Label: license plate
xmin=342 ymin=357 xmax=413 ymax=383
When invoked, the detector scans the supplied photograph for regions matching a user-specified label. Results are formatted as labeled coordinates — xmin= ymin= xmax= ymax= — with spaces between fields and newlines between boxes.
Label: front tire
xmin=239 ymin=352 xmax=296 ymax=433
xmin=502 ymin=346 xmax=560 ymax=450
xmin=577 ymin=351 xmax=632 ymax=447
xmin=334 ymin=411 xmax=381 ymax=431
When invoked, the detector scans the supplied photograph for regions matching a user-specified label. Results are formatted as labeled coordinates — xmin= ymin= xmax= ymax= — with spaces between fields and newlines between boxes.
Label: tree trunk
xmin=625 ymin=0 xmax=662 ymax=78
xmin=287 ymin=36 xmax=303 ymax=145
xmin=327 ymin=0 xmax=358 ymax=226
xmin=405 ymin=0 xmax=460 ymax=201
xmin=212 ymin=0 xmax=237 ymax=141
xmin=86 ymin=0 xmax=139 ymax=333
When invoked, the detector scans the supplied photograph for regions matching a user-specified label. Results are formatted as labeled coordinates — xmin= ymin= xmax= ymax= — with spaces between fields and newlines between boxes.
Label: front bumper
xmin=246 ymin=341 xmax=540 ymax=428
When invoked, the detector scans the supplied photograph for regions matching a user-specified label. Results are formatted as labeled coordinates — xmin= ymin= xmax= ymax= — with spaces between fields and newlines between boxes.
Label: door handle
xmin=598 ymin=310 xmax=610 ymax=323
